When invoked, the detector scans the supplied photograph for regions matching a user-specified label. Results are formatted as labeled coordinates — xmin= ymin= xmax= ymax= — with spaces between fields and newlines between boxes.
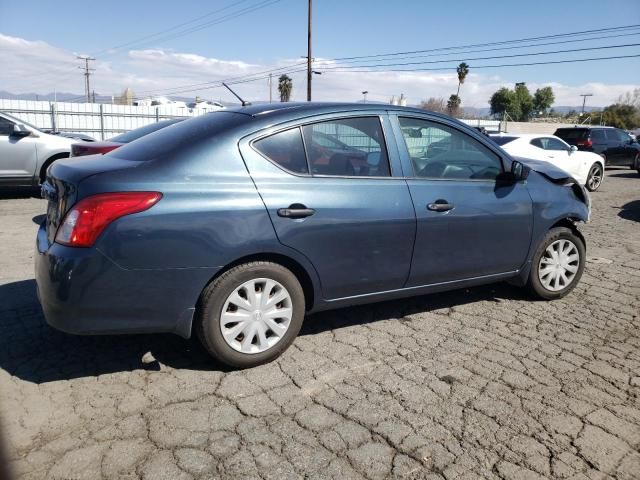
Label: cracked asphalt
xmin=1 ymin=168 xmax=639 ymax=480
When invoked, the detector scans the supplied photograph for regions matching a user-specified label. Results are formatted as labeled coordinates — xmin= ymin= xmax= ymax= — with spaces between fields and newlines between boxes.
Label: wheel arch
xmin=39 ymin=152 xmax=70 ymax=183
xmin=549 ymin=218 xmax=586 ymax=249
xmin=197 ymin=252 xmax=317 ymax=314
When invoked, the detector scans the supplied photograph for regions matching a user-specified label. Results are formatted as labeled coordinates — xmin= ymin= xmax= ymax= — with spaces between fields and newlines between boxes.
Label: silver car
xmin=0 ymin=112 xmax=75 ymax=187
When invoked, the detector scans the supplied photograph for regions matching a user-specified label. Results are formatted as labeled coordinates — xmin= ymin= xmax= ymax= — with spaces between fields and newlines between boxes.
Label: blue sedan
xmin=36 ymin=103 xmax=590 ymax=368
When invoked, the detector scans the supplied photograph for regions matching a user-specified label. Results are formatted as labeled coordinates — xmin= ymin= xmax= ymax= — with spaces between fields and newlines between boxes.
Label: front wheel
xmin=196 ymin=261 xmax=305 ymax=368
xmin=527 ymin=227 xmax=586 ymax=300
xmin=634 ymin=153 xmax=640 ymax=174
xmin=585 ymin=163 xmax=603 ymax=191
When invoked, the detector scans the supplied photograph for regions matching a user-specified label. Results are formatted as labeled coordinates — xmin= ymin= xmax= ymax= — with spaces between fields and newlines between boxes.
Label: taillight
xmin=55 ymin=192 xmax=162 ymax=247
xmin=576 ymin=138 xmax=593 ymax=147
xmin=71 ymin=144 xmax=121 ymax=157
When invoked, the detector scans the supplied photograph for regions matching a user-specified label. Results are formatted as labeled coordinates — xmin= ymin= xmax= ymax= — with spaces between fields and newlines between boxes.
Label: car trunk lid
xmin=42 ymin=155 xmax=144 ymax=245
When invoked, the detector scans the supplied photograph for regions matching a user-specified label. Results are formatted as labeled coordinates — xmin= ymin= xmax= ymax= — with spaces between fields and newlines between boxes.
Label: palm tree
xmin=447 ymin=94 xmax=461 ymax=116
xmin=278 ymin=75 xmax=293 ymax=102
xmin=456 ymin=62 xmax=469 ymax=96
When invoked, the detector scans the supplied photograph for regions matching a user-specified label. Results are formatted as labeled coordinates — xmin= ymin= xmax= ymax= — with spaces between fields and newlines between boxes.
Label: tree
xmin=617 ymin=88 xmax=640 ymax=108
xmin=456 ymin=62 xmax=469 ymax=97
xmin=447 ymin=94 xmax=461 ymax=117
xmin=419 ymin=97 xmax=447 ymax=113
xmin=595 ymin=103 xmax=639 ymax=130
xmin=278 ymin=75 xmax=292 ymax=102
xmin=533 ymin=87 xmax=555 ymax=115
xmin=514 ymin=83 xmax=533 ymax=120
xmin=489 ymin=87 xmax=517 ymax=119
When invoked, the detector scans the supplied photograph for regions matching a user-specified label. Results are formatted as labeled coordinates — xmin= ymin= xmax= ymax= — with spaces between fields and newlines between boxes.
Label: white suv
xmin=0 ymin=112 xmax=75 ymax=187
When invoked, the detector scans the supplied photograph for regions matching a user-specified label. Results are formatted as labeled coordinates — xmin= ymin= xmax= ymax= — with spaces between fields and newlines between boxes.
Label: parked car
xmin=46 ymin=131 xmax=97 ymax=142
xmin=554 ymin=126 xmax=640 ymax=172
xmin=36 ymin=103 xmax=590 ymax=368
xmin=0 ymin=111 xmax=77 ymax=187
xmin=490 ymin=134 xmax=605 ymax=191
xmin=70 ymin=119 xmax=184 ymax=157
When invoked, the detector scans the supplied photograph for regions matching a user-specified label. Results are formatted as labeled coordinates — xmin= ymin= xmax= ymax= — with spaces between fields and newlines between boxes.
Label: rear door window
xmin=254 ymin=127 xmax=308 ymax=174
xmin=605 ymin=129 xmax=619 ymax=142
xmin=302 ymin=117 xmax=391 ymax=177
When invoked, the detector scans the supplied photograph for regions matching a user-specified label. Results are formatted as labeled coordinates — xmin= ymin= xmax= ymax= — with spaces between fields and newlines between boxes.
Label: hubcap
xmin=219 ymin=278 xmax=293 ymax=354
xmin=538 ymin=239 xmax=580 ymax=292
xmin=587 ymin=165 xmax=602 ymax=190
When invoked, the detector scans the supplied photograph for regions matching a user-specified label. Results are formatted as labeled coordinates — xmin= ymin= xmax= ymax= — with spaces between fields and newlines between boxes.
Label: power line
xmin=317 ymin=42 xmax=640 ymax=70
xmin=328 ymin=24 xmax=640 ymax=61
xmin=316 ymin=54 xmax=640 ymax=73
xmin=332 ymin=30 xmax=640 ymax=64
xmin=131 ymin=61 xmax=308 ymax=97
xmin=92 ymin=0 xmax=255 ymax=56
xmin=101 ymin=0 xmax=281 ymax=56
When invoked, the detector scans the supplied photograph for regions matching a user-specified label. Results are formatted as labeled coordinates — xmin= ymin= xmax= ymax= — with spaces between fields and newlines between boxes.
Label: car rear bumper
xmin=35 ymin=222 xmax=216 ymax=338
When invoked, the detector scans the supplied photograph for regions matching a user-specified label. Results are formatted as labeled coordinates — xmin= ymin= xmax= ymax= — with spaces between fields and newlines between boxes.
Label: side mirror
xmin=11 ymin=124 xmax=31 ymax=138
xmin=511 ymin=160 xmax=529 ymax=181
xmin=569 ymin=145 xmax=578 ymax=153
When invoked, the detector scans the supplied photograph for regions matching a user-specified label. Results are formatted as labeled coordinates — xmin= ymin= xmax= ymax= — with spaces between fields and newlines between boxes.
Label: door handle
xmin=277 ymin=204 xmax=315 ymax=219
xmin=427 ymin=200 xmax=454 ymax=212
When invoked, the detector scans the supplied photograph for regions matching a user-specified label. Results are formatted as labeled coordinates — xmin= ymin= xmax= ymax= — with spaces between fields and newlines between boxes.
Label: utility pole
xmin=362 ymin=91 xmax=368 ymax=103
xmin=269 ymin=73 xmax=273 ymax=104
xmin=579 ymin=93 xmax=593 ymax=115
xmin=77 ymin=55 xmax=96 ymax=103
xmin=306 ymin=0 xmax=312 ymax=102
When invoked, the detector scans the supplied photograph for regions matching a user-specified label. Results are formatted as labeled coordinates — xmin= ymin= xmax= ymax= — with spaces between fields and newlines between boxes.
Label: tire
xmin=634 ymin=153 xmax=640 ymax=174
xmin=585 ymin=163 xmax=603 ymax=191
xmin=196 ymin=261 xmax=305 ymax=368
xmin=526 ymin=227 xmax=586 ymax=300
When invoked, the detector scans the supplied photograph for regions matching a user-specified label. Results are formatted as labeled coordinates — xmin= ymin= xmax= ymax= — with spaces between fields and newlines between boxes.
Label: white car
xmin=491 ymin=133 xmax=605 ymax=191
xmin=0 ymin=112 xmax=76 ymax=188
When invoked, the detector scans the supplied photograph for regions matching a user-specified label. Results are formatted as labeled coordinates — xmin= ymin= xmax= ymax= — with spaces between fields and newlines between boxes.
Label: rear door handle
xmin=427 ymin=200 xmax=454 ymax=212
xmin=277 ymin=204 xmax=315 ymax=219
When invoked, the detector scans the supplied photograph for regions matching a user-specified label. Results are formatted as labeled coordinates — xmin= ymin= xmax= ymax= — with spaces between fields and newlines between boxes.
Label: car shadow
xmin=618 ymin=200 xmax=640 ymax=222
xmin=608 ymin=171 xmax=640 ymax=179
xmin=0 ymin=187 xmax=41 ymax=200
xmin=0 ymin=278 xmax=526 ymax=384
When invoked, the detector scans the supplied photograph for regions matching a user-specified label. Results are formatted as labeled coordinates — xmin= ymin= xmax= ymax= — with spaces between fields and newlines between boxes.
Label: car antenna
xmin=222 ymin=82 xmax=251 ymax=107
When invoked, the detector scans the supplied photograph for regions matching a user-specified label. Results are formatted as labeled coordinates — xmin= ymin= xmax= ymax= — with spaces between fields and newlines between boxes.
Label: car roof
xmin=555 ymin=126 xmax=614 ymax=130
xmin=224 ymin=101 xmax=455 ymax=122
xmin=491 ymin=133 xmax=558 ymax=139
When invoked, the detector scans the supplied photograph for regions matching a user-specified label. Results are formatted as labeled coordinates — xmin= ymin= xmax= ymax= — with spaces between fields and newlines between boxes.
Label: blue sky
xmin=1 ymin=0 xmax=639 ymax=106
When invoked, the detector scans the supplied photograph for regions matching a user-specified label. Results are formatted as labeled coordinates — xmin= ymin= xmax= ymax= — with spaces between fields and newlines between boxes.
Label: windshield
xmin=489 ymin=136 xmax=518 ymax=146
xmin=108 ymin=119 xmax=183 ymax=143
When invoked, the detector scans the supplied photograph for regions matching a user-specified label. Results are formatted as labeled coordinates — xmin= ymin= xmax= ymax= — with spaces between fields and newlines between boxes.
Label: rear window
xmin=490 ymin=136 xmax=518 ymax=146
xmin=254 ymin=127 xmax=308 ymax=174
xmin=554 ymin=128 xmax=588 ymax=140
xmin=109 ymin=119 xmax=183 ymax=143
xmin=107 ymin=112 xmax=247 ymax=162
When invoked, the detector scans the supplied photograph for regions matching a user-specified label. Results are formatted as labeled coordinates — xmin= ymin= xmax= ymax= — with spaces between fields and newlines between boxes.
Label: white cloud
xmin=0 ymin=33 xmax=636 ymax=108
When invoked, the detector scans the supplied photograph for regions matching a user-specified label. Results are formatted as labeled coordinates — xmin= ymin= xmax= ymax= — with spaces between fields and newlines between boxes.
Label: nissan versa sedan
xmin=36 ymin=103 xmax=590 ymax=368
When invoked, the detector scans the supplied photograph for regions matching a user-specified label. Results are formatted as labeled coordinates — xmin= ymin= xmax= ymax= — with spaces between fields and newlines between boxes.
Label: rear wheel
xmin=634 ymin=153 xmax=640 ymax=174
xmin=527 ymin=227 xmax=585 ymax=300
xmin=585 ymin=163 xmax=603 ymax=191
xmin=196 ymin=262 xmax=305 ymax=368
